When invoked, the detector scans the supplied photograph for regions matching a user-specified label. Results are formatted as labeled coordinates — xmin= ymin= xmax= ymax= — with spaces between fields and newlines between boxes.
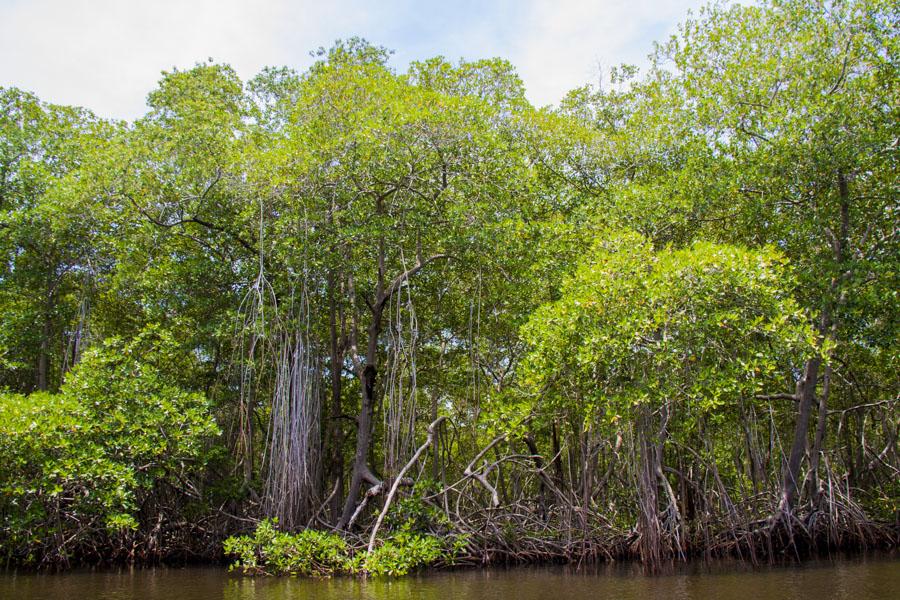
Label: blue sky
xmin=0 ymin=0 xmax=706 ymax=120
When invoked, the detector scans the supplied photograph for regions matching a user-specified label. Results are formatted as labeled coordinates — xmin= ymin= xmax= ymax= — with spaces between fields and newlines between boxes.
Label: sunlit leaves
xmin=521 ymin=231 xmax=812 ymax=425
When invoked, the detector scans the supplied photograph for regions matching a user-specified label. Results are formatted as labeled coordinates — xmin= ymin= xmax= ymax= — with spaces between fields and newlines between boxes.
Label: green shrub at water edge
xmin=224 ymin=518 xmax=469 ymax=577
xmin=362 ymin=530 xmax=445 ymax=577
xmin=223 ymin=519 xmax=351 ymax=576
xmin=0 ymin=328 xmax=220 ymax=565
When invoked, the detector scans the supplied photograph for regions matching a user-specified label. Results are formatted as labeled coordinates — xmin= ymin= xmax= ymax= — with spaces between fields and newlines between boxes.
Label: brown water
xmin=1 ymin=555 xmax=898 ymax=600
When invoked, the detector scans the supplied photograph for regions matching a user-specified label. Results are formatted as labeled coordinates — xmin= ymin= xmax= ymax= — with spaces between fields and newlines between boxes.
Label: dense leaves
xmin=0 ymin=328 xmax=219 ymax=566
xmin=522 ymin=233 xmax=812 ymax=425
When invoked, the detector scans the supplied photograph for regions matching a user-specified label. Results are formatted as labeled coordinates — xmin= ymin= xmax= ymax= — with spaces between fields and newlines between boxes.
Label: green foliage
xmin=224 ymin=518 xmax=465 ymax=577
xmin=0 ymin=87 xmax=116 ymax=393
xmin=224 ymin=519 xmax=351 ymax=577
xmin=383 ymin=479 xmax=452 ymax=532
xmin=362 ymin=530 xmax=446 ymax=577
xmin=521 ymin=231 xmax=813 ymax=425
xmin=0 ymin=327 xmax=219 ymax=564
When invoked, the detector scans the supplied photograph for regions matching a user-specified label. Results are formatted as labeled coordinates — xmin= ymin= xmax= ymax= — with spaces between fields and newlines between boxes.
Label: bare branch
xmin=376 ymin=253 xmax=451 ymax=310
xmin=755 ymin=393 xmax=799 ymax=402
xmin=368 ymin=417 xmax=446 ymax=553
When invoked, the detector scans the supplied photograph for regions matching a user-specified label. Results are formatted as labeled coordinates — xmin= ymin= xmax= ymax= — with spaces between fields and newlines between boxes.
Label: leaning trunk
xmin=780 ymin=355 xmax=821 ymax=512
xmin=338 ymin=363 xmax=377 ymax=529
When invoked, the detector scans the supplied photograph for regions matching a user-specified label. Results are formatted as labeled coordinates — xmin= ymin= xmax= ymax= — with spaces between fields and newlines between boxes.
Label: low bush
xmin=223 ymin=519 xmax=350 ymax=576
xmin=362 ymin=529 xmax=445 ymax=576
xmin=224 ymin=518 xmax=469 ymax=577
xmin=0 ymin=328 xmax=219 ymax=566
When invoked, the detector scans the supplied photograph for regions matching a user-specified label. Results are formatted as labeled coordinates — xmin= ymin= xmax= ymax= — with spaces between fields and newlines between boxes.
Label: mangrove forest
xmin=0 ymin=0 xmax=897 ymax=576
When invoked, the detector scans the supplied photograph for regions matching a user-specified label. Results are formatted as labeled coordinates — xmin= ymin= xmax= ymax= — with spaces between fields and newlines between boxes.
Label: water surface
xmin=2 ymin=554 xmax=897 ymax=599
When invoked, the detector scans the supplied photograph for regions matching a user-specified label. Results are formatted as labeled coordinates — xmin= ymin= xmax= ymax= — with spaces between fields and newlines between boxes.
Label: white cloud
xmin=0 ymin=0 xmax=360 ymax=119
xmin=509 ymin=0 xmax=703 ymax=106
xmin=0 ymin=0 xmax=704 ymax=119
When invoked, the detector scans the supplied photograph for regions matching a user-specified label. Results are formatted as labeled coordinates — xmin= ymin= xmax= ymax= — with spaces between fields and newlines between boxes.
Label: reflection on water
xmin=2 ymin=554 xmax=898 ymax=600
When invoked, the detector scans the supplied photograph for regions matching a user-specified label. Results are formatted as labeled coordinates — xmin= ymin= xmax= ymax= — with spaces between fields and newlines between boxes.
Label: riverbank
xmin=6 ymin=510 xmax=896 ymax=577
xmin=3 ymin=553 xmax=899 ymax=600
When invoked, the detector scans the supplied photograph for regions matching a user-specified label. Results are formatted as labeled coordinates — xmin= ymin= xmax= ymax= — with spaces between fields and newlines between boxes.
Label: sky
xmin=0 ymin=0 xmax=706 ymax=121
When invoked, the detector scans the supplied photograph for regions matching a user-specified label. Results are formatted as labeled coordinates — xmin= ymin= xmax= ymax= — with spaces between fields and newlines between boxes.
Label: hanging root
xmin=263 ymin=281 xmax=323 ymax=529
xmin=383 ymin=257 xmax=419 ymax=477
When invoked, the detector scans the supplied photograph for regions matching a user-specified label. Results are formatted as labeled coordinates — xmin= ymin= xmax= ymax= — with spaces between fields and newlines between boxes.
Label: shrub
xmin=0 ymin=328 xmax=219 ymax=565
xmin=362 ymin=530 xmax=445 ymax=577
xmin=224 ymin=519 xmax=351 ymax=577
xmin=224 ymin=518 xmax=469 ymax=578
xmin=384 ymin=479 xmax=452 ymax=533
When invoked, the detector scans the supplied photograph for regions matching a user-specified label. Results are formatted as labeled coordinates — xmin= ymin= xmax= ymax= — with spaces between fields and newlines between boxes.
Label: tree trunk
xmin=338 ymin=362 xmax=378 ymax=529
xmin=807 ymin=363 xmax=831 ymax=504
xmin=780 ymin=355 xmax=821 ymax=512
xmin=551 ymin=420 xmax=564 ymax=487
xmin=338 ymin=268 xmax=386 ymax=529
xmin=335 ymin=219 xmax=447 ymax=529
xmin=430 ymin=385 xmax=440 ymax=481
xmin=524 ymin=433 xmax=548 ymax=522
xmin=779 ymin=171 xmax=850 ymax=513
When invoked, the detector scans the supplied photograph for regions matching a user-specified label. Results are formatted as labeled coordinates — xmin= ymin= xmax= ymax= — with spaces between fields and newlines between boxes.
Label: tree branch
xmin=368 ymin=417 xmax=446 ymax=553
xmin=755 ymin=393 xmax=799 ymax=402
xmin=376 ymin=253 xmax=450 ymax=310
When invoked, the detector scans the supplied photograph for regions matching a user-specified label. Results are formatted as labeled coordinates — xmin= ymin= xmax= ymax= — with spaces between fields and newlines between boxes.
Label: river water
xmin=2 ymin=554 xmax=897 ymax=599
